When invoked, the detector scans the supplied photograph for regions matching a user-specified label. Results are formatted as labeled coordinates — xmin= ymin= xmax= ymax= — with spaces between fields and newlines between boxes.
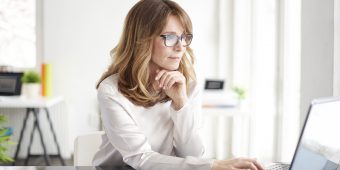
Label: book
xmin=41 ymin=63 xmax=52 ymax=97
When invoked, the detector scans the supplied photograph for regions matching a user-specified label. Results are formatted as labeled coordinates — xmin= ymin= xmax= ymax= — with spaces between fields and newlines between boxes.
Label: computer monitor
xmin=290 ymin=97 xmax=340 ymax=170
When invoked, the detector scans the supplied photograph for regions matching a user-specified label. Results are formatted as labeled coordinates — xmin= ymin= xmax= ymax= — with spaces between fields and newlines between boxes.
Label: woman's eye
xmin=167 ymin=35 xmax=177 ymax=40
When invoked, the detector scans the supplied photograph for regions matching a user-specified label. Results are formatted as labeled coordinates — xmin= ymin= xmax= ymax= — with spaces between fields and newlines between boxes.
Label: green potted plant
xmin=232 ymin=86 xmax=246 ymax=108
xmin=232 ymin=86 xmax=246 ymax=101
xmin=0 ymin=115 xmax=15 ymax=164
xmin=21 ymin=71 xmax=41 ymax=98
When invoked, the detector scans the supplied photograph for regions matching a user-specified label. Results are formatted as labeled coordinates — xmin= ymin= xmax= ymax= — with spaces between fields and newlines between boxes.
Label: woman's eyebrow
xmin=161 ymin=31 xmax=183 ymax=35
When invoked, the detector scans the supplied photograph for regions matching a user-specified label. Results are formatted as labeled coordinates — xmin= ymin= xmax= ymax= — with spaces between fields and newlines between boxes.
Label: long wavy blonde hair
xmin=97 ymin=0 xmax=196 ymax=107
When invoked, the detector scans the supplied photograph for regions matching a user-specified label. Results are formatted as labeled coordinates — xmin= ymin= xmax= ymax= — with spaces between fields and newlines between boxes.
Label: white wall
xmin=300 ymin=0 xmax=334 ymax=124
xmin=43 ymin=0 xmax=135 ymax=150
xmin=42 ymin=0 xmax=220 ymax=153
xmin=335 ymin=0 xmax=340 ymax=96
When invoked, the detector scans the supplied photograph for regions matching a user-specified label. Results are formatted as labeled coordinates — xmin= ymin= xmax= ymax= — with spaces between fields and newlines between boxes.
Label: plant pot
xmin=22 ymin=83 xmax=41 ymax=98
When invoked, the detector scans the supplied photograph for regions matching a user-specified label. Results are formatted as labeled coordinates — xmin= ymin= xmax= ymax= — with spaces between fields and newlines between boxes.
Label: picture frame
xmin=0 ymin=72 xmax=24 ymax=96
xmin=204 ymin=79 xmax=224 ymax=90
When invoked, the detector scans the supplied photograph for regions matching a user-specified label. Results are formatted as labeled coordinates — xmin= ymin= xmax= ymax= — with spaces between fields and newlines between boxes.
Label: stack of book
xmin=202 ymin=90 xmax=238 ymax=108
xmin=41 ymin=63 xmax=52 ymax=97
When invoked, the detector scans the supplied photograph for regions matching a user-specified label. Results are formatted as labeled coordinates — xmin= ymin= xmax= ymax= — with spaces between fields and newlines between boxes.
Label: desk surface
xmin=0 ymin=166 xmax=134 ymax=170
xmin=0 ymin=163 xmax=288 ymax=170
xmin=0 ymin=96 xmax=64 ymax=108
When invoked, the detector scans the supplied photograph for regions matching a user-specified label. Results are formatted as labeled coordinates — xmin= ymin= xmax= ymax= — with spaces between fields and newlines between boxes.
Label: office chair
xmin=74 ymin=131 xmax=104 ymax=166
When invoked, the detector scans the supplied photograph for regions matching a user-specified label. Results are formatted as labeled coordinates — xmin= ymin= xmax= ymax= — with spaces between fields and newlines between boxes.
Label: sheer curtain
xmin=0 ymin=0 xmax=37 ymax=68
xmin=219 ymin=0 xmax=301 ymax=162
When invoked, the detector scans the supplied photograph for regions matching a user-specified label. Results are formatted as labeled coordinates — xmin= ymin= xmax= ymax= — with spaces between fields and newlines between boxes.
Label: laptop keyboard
xmin=266 ymin=163 xmax=290 ymax=170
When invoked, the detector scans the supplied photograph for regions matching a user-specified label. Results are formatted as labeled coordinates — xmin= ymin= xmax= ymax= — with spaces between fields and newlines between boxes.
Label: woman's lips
xmin=168 ymin=56 xmax=181 ymax=60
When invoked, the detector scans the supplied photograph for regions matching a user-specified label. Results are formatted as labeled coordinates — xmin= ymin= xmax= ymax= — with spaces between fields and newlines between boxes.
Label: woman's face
xmin=150 ymin=15 xmax=186 ymax=72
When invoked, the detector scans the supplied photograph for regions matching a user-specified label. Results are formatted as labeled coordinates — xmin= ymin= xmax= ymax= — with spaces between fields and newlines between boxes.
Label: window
xmin=220 ymin=0 xmax=301 ymax=161
xmin=0 ymin=0 xmax=36 ymax=68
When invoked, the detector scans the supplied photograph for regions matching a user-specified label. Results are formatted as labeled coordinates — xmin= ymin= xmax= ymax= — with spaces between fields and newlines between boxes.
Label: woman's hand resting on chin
xmin=154 ymin=69 xmax=188 ymax=110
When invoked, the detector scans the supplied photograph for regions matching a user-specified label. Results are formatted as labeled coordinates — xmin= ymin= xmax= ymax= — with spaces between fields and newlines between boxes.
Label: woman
xmin=93 ymin=0 xmax=264 ymax=169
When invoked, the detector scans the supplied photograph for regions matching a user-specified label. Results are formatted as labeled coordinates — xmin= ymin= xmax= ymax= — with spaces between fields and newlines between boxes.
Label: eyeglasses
xmin=159 ymin=34 xmax=193 ymax=47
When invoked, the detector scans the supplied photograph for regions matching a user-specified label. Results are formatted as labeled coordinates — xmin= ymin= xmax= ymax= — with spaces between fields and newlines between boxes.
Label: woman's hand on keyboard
xmin=212 ymin=157 xmax=265 ymax=170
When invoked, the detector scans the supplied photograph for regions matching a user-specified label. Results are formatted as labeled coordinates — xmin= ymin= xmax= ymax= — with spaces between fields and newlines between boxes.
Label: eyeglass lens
xmin=163 ymin=34 xmax=193 ymax=47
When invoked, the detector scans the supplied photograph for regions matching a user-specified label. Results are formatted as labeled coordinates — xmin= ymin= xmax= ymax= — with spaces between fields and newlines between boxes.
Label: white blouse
xmin=92 ymin=74 xmax=213 ymax=170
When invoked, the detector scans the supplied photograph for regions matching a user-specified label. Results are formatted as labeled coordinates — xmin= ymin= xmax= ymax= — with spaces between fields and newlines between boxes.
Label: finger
xmin=243 ymin=158 xmax=263 ymax=170
xmin=233 ymin=158 xmax=258 ymax=170
xmin=168 ymin=72 xmax=185 ymax=86
xmin=159 ymin=71 xmax=170 ymax=88
xmin=249 ymin=163 xmax=258 ymax=170
xmin=246 ymin=161 xmax=259 ymax=170
xmin=155 ymin=70 xmax=167 ymax=81
xmin=165 ymin=76 xmax=178 ymax=89
xmin=252 ymin=160 xmax=265 ymax=170
xmin=236 ymin=161 xmax=258 ymax=170
xmin=155 ymin=70 xmax=168 ymax=87
xmin=162 ymin=73 xmax=175 ymax=89
xmin=166 ymin=75 xmax=184 ymax=90
xmin=161 ymin=71 xmax=181 ymax=88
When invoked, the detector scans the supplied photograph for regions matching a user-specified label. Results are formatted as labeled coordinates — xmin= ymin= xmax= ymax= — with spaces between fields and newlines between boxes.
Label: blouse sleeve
xmin=169 ymin=82 xmax=206 ymax=157
xmin=97 ymin=82 xmax=213 ymax=170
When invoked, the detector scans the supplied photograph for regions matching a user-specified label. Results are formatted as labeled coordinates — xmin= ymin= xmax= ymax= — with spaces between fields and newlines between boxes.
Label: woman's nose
xmin=174 ymin=39 xmax=185 ymax=51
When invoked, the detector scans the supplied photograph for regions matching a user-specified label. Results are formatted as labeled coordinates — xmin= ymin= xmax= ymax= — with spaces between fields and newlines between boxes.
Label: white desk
xmin=202 ymin=106 xmax=249 ymax=117
xmin=0 ymin=96 xmax=63 ymax=108
xmin=0 ymin=96 xmax=65 ymax=165
xmin=202 ymin=106 xmax=251 ymax=159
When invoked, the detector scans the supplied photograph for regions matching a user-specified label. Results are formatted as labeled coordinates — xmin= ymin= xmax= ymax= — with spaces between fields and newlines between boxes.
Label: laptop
xmin=267 ymin=97 xmax=340 ymax=170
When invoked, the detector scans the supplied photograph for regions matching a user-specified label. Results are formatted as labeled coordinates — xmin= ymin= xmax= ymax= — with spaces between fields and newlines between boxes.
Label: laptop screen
xmin=291 ymin=98 xmax=340 ymax=170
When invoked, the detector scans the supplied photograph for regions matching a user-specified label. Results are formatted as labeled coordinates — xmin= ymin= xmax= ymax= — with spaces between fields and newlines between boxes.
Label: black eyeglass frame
xmin=159 ymin=33 xmax=193 ymax=47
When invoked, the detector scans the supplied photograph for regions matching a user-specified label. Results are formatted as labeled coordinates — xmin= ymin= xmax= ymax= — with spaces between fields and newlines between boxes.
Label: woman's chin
xmin=162 ymin=64 xmax=180 ymax=71
xmin=164 ymin=66 xmax=179 ymax=71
